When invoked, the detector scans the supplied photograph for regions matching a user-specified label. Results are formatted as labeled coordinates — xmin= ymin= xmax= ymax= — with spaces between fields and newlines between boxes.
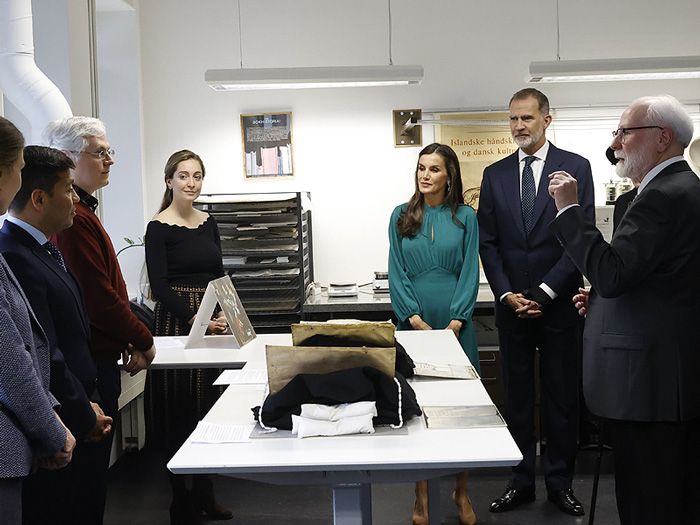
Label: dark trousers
xmin=22 ymin=361 xmax=120 ymax=525
xmin=0 ymin=477 xmax=22 ymax=525
xmin=498 ymin=319 xmax=580 ymax=491
xmin=608 ymin=417 xmax=700 ymax=525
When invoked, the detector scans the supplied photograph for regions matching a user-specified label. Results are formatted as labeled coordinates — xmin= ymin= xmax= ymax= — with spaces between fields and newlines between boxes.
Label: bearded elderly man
xmin=478 ymin=88 xmax=594 ymax=516
xmin=549 ymin=94 xmax=700 ymax=525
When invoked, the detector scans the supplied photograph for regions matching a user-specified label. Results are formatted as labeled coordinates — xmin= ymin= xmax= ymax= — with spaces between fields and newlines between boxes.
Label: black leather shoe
xmin=489 ymin=486 xmax=536 ymax=513
xmin=547 ymin=488 xmax=585 ymax=516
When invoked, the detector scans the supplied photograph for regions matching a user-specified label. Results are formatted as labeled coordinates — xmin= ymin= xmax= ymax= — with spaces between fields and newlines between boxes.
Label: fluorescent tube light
xmin=528 ymin=56 xmax=700 ymax=83
xmin=205 ymin=65 xmax=423 ymax=91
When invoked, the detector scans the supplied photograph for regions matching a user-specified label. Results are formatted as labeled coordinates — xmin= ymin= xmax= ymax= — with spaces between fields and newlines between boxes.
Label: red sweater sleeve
xmin=54 ymin=204 xmax=153 ymax=361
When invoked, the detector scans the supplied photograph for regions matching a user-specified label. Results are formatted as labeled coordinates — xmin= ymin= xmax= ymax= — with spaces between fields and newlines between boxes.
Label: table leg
xmin=332 ymin=483 xmax=372 ymax=525
xmin=427 ymin=478 xmax=442 ymax=525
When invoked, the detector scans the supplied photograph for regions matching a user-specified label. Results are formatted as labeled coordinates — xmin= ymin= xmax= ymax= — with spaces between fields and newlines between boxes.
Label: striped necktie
xmin=521 ymin=155 xmax=537 ymax=235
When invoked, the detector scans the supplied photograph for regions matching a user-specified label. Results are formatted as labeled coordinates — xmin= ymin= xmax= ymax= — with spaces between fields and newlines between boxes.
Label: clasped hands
xmin=409 ymin=314 xmax=463 ymax=339
xmin=504 ymin=292 xmax=542 ymax=318
xmin=37 ymin=414 xmax=76 ymax=471
xmin=84 ymin=402 xmax=113 ymax=443
xmin=206 ymin=313 xmax=228 ymax=335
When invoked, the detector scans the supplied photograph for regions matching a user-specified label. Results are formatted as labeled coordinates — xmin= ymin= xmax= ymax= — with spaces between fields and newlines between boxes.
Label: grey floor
xmin=104 ymin=446 xmax=620 ymax=525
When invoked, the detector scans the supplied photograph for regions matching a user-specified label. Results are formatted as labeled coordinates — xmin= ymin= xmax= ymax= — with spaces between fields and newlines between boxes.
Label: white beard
xmin=513 ymin=129 xmax=543 ymax=151
xmin=615 ymin=147 xmax=655 ymax=182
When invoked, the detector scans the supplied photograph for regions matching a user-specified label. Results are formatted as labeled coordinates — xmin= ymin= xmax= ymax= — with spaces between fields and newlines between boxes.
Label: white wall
xmin=15 ymin=0 xmax=699 ymax=290
xmin=133 ymin=0 xmax=700 ymax=287
xmin=96 ymin=6 xmax=147 ymax=296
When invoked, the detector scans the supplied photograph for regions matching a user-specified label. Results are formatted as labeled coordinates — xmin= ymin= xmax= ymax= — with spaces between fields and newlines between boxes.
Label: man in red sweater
xmin=45 ymin=116 xmax=155 ymax=525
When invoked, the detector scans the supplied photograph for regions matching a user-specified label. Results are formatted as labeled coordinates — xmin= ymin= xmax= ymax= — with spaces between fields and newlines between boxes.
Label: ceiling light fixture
xmin=528 ymin=56 xmax=700 ymax=83
xmin=527 ymin=0 xmax=700 ymax=83
xmin=206 ymin=0 xmax=423 ymax=91
xmin=205 ymin=65 xmax=424 ymax=91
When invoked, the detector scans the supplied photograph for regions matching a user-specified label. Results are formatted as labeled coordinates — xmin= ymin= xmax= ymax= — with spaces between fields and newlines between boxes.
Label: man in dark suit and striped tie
xmin=478 ymin=88 xmax=594 ymax=516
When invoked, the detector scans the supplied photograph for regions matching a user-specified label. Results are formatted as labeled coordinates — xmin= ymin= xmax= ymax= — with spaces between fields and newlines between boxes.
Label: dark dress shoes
xmin=547 ymin=488 xmax=585 ymax=516
xmin=489 ymin=486 xmax=536 ymax=513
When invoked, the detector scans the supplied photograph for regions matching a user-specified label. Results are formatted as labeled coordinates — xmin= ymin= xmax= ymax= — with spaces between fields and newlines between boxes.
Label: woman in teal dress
xmin=388 ymin=142 xmax=479 ymax=525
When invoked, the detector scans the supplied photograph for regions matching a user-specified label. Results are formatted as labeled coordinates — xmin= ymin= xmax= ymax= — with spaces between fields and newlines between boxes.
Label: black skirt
xmin=145 ymin=285 xmax=224 ymax=454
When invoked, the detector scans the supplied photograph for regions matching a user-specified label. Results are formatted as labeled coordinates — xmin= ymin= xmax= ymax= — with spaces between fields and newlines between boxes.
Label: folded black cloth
xmin=252 ymin=366 xmax=421 ymax=430
xmin=297 ymin=334 xmax=415 ymax=378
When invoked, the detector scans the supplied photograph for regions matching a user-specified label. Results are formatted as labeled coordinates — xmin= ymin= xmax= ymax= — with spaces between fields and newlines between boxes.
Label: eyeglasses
xmin=611 ymin=126 xmax=663 ymax=139
xmin=72 ymin=148 xmax=115 ymax=160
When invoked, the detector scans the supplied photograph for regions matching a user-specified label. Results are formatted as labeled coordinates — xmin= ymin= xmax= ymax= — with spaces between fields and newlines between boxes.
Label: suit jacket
xmin=0 ymin=221 xmax=97 ymax=438
xmin=478 ymin=142 xmax=595 ymax=328
xmin=551 ymin=160 xmax=700 ymax=422
xmin=613 ymin=187 xmax=637 ymax=229
xmin=0 ymin=254 xmax=66 ymax=478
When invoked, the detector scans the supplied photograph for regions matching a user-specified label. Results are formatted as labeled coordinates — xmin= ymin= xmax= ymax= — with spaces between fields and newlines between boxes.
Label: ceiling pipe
xmin=0 ymin=0 xmax=72 ymax=142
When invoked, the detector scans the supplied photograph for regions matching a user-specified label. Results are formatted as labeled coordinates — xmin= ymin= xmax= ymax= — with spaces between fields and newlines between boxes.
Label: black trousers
xmin=0 ymin=477 xmax=22 ymax=525
xmin=608 ymin=417 xmax=700 ymax=525
xmin=22 ymin=360 xmax=120 ymax=525
xmin=498 ymin=318 xmax=580 ymax=491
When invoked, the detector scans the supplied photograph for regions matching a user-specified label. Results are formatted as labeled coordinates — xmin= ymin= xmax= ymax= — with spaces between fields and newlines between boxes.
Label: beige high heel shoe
xmin=453 ymin=471 xmax=477 ymax=525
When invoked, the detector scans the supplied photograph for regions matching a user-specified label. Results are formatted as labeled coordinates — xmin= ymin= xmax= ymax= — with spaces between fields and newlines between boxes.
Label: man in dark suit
xmin=0 ymin=146 xmax=112 ymax=525
xmin=549 ymin=95 xmax=700 ymax=525
xmin=478 ymin=88 xmax=594 ymax=516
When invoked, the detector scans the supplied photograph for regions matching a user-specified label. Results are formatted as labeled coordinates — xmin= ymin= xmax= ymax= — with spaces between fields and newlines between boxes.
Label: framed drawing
xmin=241 ymin=112 xmax=293 ymax=178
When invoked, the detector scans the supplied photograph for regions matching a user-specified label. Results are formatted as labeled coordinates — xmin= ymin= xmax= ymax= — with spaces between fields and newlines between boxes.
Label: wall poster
xmin=241 ymin=112 xmax=293 ymax=178
xmin=435 ymin=112 xmax=514 ymax=210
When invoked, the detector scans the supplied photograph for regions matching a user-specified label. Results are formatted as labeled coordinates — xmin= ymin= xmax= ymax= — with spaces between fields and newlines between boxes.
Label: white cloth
xmin=299 ymin=401 xmax=377 ymax=421
xmin=291 ymin=413 xmax=375 ymax=438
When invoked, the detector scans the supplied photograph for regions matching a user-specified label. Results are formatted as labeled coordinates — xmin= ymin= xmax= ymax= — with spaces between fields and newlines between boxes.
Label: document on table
xmin=214 ymin=369 xmax=268 ymax=385
xmin=190 ymin=422 xmax=254 ymax=443
xmin=422 ymin=405 xmax=506 ymax=429
xmin=154 ymin=337 xmax=186 ymax=350
xmin=413 ymin=362 xmax=478 ymax=379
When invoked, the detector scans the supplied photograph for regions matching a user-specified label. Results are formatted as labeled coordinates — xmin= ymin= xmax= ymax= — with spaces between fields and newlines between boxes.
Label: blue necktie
xmin=521 ymin=156 xmax=537 ymax=235
xmin=44 ymin=241 xmax=67 ymax=272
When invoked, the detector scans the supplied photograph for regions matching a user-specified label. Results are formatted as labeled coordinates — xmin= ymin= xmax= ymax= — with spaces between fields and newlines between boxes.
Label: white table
xmin=167 ymin=330 xmax=521 ymax=524
xmin=150 ymin=333 xmax=291 ymax=369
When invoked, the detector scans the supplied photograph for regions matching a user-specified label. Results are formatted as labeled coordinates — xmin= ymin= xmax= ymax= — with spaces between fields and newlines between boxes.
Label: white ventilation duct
xmin=0 ymin=0 xmax=72 ymax=142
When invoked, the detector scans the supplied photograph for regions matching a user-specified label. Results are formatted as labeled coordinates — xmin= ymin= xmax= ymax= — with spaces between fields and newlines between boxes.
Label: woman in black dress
xmin=145 ymin=150 xmax=230 ymax=524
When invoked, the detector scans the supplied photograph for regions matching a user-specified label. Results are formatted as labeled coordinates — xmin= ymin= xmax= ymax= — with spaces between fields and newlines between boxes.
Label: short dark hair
xmin=509 ymin=88 xmax=550 ymax=115
xmin=0 ymin=116 xmax=25 ymax=169
xmin=10 ymin=146 xmax=75 ymax=213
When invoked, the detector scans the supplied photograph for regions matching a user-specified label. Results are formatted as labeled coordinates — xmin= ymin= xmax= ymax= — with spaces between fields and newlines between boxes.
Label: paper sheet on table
xmin=155 ymin=338 xmax=186 ymax=350
xmin=214 ymin=369 xmax=268 ymax=385
xmin=190 ymin=422 xmax=254 ymax=443
xmin=413 ymin=362 xmax=478 ymax=379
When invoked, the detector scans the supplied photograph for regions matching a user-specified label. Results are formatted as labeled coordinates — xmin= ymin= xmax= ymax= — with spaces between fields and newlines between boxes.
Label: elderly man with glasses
xmin=44 ymin=116 xmax=155 ymax=525
xmin=549 ymin=95 xmax=700 ymax=525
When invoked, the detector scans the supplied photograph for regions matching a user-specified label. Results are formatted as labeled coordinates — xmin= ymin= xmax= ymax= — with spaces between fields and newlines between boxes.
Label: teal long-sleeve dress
xmin=388 ymin=203 xmax=480 ymax=372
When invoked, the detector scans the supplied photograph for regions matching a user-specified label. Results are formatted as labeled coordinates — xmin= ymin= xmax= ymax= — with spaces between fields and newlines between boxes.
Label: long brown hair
xmin=158 ymin=149 xmax=205 ymax=213
xmin=396 ymin=143 xmax=464 ymax=238
xmin=0 ymin=117 xmax=25 ymax=169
